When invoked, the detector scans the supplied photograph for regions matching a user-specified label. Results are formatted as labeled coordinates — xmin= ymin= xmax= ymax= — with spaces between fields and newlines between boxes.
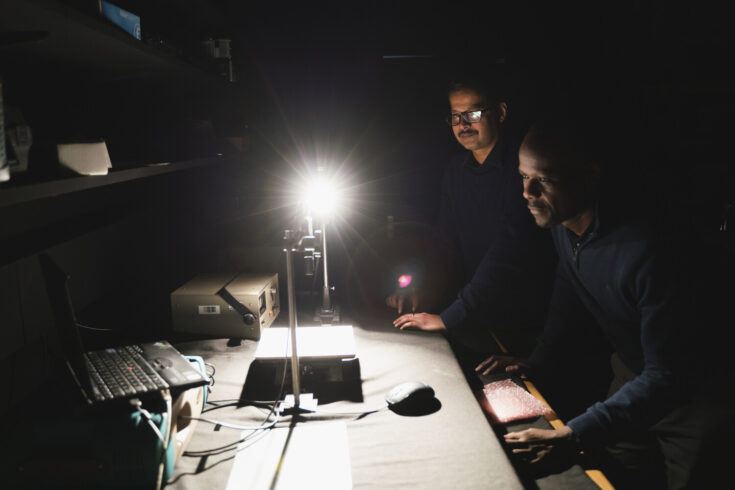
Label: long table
xmin=169 ymin=315 xmax=600 ymax=489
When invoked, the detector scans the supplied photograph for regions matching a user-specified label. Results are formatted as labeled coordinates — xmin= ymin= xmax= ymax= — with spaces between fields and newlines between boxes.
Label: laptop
xmin=40 ymin=254 xmax=209 ymax=405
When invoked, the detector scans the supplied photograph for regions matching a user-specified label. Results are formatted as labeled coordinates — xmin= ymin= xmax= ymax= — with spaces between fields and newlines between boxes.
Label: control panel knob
xmin=243 ymin=313 xmax=256 ymax=325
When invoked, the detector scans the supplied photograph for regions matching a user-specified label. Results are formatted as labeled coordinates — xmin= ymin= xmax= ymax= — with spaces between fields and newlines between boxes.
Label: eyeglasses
xmin=445 ymin=108 xmax=491 ymax=126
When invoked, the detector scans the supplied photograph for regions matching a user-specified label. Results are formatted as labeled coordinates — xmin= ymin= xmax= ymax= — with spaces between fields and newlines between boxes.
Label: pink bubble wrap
xmin=479 ymin=379 xmax=551 ymax=424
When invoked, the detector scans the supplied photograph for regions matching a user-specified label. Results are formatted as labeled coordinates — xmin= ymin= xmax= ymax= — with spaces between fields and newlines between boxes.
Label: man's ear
xmin=497 ymin=102 xmax=508 ymax=123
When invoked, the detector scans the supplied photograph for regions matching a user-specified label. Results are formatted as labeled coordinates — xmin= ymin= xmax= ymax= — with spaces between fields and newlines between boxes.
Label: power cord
xmin=204 ymin=362 xmax=216 ymax=398
xmin=188 ymin=349 xmax=385 ymax=436
xmin=75 ymin=322 xmax=114 ymax=332
xmin=204 ymin=362 xmax=216 ymax=384
xmin=129 ymin=390 xmax=172 ymax=490
xmin=182 ymin=347 xmax=289 ymax=458
xmin=183 ymin=401 xmax=388 ymax=430
xmin=157 ymin=389 xmax=172 ymax=490
xmin=129 ymin=397 xmax=166 ymax=444
xmin=300 ymin=405 xmax=389 ymax=416
xmin=180 ymin=411 xmax=280 ymax=431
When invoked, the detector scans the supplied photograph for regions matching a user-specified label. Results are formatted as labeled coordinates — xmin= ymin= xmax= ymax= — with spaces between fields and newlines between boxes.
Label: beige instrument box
xmin=171 ymin=272 xmax=279 ymax=339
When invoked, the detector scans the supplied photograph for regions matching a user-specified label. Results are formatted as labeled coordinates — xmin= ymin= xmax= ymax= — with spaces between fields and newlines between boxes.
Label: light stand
xmin=279 ymin=168 xmax=344 ymax=410
xmin=314 ymin=218 xmax=339 ymax=325
xmin=283 ymin=229 xmax=302 ymax=410
xmin=282 ymin=228 xmax=320 ymax=412
xmin=299 ymin=167 xmax=341 ymax=324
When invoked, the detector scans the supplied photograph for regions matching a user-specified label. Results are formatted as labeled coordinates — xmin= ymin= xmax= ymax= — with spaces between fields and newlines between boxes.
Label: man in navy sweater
xmin=477 ymin=119 xmax=729 ymax=488
xmin=389 ymin=78 xmax=554 ymax=355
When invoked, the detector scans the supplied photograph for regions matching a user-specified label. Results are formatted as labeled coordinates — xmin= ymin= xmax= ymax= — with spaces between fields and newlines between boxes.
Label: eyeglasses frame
xmin=445 ymin=108 xmax=492 ymax=126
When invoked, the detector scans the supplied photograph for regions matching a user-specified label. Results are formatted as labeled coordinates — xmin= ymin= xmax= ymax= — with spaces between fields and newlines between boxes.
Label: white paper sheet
xmin=226 ymin=421 xmax=352 ymax=490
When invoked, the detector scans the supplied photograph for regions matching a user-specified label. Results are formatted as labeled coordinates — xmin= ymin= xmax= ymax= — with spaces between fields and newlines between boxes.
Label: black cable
xmin=204 ymin=399 xmax=389 ymax=419
xmin=206 ymin=398 xmax=279 ymax=406
xmin=181 ymin=411 xmax=280 ymax=431
xmin=183 ymin=338 xmax=290 ymax=458
xmin=302 ymin=405 xmax=389 ymax=416
xmin=76 ymin=322 xmax=114 ymax=332
xmin=182 ymin=430 xmax=265 ymax=457
xmin=204 ymin=362 xmax=216 ymax=380
xmin=203 ymin=400 xmax=276 ymax=414
xmin=168 ymin=428 xmax=273 ymax=484
xmin=182 ymin=408 xmax=281 ymax=457
xmin=204 ymin=362 xmax=216 ymax=395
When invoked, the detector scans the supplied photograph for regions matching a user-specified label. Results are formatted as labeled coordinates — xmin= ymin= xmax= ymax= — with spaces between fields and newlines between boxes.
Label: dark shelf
xmin=0 ymin=155 xmax=233 ymax=208
xmin=0 ymin=0 xmax=228 ymax=90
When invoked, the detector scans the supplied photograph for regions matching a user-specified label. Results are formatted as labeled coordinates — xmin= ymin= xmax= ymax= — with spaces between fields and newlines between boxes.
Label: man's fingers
xmin=482 ymin=360 xmax=500 ymax=375
xmin=399 ymin=323 xmax=416 ymax=330
xmin=397 ymin=295 xmax=404 ymax=314
xmin=506 ymin=431 xmax=556 ymax=464
xmin=394 ymin=313 xmax=421 ymax=330
xmin=530 ymin=449 xmax=551 ymax=464
xmin=393 ymin=315 xmax=411 ymax=327
xmin=506 ymin=428 xmax=556 ymax=444
xmin=411 ymin=292 xmax=419 ymax=313
xmin=476 ymin=355 xmax=519 ymax=374
xmin=511 ymin=446 xmax=534 ymax=454
xmin=475 ymin=356 xmax=495 ymax=372
xmin=399 ymin=317 xmax=420 ymax=330
xmin=504 ymin=430 xmax=532 ymax=443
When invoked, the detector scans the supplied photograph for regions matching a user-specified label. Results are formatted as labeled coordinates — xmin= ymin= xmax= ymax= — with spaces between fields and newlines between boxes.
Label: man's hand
xmin=504 ymin=427 xmax=576 ymax=464
xmin=393 ymin=313 xmax=447 ymax=332
xmin=475 ymin=355 xmax=531 ymax=375
xmin=385 ymin=291 xmax=419 ymax=314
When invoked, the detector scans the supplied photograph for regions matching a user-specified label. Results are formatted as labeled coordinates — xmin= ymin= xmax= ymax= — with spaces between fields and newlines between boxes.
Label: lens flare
xmin=398 ymin=274 xmax=412 ymax=288
xmin=301 ymin=174 xmax=342 ymax=216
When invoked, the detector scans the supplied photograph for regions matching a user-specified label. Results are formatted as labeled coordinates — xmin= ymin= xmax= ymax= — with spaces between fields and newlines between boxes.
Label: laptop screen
xmin=38 ymin=253 xmax=94 ymax=394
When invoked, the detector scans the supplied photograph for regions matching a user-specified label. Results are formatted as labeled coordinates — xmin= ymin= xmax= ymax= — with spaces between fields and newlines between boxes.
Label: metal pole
xmin=284 ymin=231 xmax=300 ymax=409
xmin=320 ymin=221 xmax=331 ymax=311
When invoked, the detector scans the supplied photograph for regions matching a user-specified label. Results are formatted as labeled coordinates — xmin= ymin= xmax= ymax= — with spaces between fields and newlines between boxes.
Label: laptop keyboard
xmin=85 ymin=346 xmax=169 ymax=401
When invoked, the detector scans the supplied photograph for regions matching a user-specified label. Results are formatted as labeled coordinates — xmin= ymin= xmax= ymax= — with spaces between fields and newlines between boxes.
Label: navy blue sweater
xmin=437 ymin=139 xmax=554 ymax=331
xmin=531 ymin=207 xmax=695 ymax=446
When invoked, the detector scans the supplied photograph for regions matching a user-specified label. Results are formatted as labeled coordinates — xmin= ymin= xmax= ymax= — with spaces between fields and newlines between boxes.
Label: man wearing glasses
xmin=389 ymin=77 xmax=556 ymax=360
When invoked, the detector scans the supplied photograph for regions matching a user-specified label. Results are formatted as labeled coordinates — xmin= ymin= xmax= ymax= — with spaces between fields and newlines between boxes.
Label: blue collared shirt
xmin=437 ymin=138 xmax=555 ymax=332
xmin=532 ymin=205 xmax=695 ymax=445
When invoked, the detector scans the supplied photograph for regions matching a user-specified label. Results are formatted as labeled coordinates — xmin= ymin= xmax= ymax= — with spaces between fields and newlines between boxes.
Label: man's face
xmin=448 ymin=89 xmax=503 ymax=152
xmin=518 ymin=142 xmax=588 ymax=229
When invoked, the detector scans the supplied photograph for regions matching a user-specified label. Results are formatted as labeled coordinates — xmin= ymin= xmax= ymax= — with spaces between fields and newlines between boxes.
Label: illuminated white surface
xmin=254 ymin=325 xmax=356 ymax=359
xmin=226 ymin=422 xmax=352 ymax=490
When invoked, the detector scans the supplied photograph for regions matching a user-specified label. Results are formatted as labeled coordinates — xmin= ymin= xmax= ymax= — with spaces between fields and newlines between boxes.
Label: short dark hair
xmin=526 ymin=117 xmax=580 ymax=153
xmin=447 ymin=73 xmax=503 ymax=107
xmin=526 ymin=101 xmax=614 ymax=167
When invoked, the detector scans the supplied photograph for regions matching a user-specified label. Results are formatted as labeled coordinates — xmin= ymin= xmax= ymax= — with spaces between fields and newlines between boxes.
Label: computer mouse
xmin=385 ymin=381 xmax=435 ymax=409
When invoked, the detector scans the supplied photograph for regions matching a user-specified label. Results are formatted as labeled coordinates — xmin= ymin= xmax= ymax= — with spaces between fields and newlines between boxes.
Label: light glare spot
xmin=398 ymin=275 xmax=412 ymax=288
xmin=301 ymin=175 xmax=342 ymax=216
